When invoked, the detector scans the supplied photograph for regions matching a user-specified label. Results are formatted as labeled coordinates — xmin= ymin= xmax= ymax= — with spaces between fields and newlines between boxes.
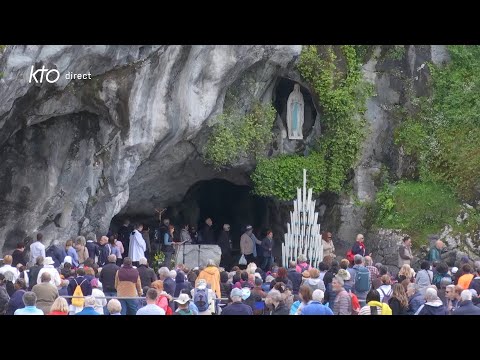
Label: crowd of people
xmin=1 ymin=214 xmax=480 ymax=316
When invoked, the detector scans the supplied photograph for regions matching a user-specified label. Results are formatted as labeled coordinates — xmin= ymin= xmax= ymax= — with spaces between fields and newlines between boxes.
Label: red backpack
xmin=346 ymin=249 xmax=355 ymax=263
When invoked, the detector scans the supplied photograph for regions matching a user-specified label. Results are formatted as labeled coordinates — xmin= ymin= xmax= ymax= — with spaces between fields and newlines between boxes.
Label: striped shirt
xmin=358 ymin=305 xmax=382 ymax=315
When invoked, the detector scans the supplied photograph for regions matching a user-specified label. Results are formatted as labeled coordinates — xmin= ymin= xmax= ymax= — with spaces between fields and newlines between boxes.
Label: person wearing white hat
xmin=36 ymin=257 xmax=61 ymax=289
xmin=174 ymin=293 xmax=194 ymax=315
xmin=62 ymin=256 xmax=73 ymax=267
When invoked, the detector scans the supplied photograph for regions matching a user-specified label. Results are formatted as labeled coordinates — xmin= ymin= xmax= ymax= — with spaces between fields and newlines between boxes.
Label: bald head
xmin=356 ymin=234 xmax=364 ymax=242
xmin=436 ymin=240 xmax=444 ymax=250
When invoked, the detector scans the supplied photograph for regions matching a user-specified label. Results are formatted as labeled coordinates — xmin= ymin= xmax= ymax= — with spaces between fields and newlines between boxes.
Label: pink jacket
xmin=296 ymin=262 xmax=311 ymax=273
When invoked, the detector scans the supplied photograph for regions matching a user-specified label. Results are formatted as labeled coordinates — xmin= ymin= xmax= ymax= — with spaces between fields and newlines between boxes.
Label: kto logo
xmin=28 ymin=65 xmax=60 ymax=84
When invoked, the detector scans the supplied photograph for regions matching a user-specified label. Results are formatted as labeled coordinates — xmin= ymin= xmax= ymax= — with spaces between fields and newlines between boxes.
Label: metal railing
xmin=61 ymin=295 xmax=230 ymax=301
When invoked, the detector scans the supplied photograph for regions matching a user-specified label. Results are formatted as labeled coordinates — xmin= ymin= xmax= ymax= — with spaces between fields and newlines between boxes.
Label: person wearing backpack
xmin=377 ymin=274 xmax=393 ymax=303
xmin=415 ymin=261 xmax=433 ymax=296
xmin=191 ymin=279 xmax=216 ymax=315
xmin=351 ymin=255 xmax=371 ymax=307
xmin=67 ymin=268 xmax=92 ymax=314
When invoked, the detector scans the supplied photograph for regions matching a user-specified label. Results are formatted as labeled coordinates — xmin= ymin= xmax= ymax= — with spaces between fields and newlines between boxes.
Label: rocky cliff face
xmin=0 ymin=45 xmax=301 ymax=253
xmin=328 ymin=45 xmax=451 ymax=258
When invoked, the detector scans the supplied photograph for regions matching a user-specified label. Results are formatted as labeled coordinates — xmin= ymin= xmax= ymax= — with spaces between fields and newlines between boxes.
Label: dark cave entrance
xmin=171 ymin=179 xmax=269 ymax=251
xmin=273 ymin=77 xmax=318 ymax=139
xmin=110 ymin=179 xmax=270 ymax=251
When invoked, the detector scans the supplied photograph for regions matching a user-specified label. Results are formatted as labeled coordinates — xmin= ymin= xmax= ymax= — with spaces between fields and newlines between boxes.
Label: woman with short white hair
xmin=415 ymin=288 xmax=447 ymax=315
xmin=107 ymin=299 xmax=122 ymax=315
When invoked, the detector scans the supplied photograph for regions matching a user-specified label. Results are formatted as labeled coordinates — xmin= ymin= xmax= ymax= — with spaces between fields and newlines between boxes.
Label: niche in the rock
xmin=273 ymin=77 xmax=317 ymax=140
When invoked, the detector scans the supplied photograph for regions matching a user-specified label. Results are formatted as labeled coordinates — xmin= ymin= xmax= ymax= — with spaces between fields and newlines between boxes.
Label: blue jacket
xmin=75 ymin=307 xmax=101 ymax=315
xmin=452 ymin=300 xmax=480 ymax=315
xmin=408 ymin=291 xmax=425 ymax=315
xmin=46 ymin=245 xmax=67 ymax=268
xmin=302 ymin=301 xmax=334 ymax=315
xmin=6 ymin=289 xmax=26 ymax=315
xmin=221 ymin=302 xmax=253 ymax=315
xmin=417 ymin=301 xmax=448 ymax=315
xmin=287 ymin=268 xmax=303 ymax=294
xmin=163 ymin=278 xmax=176 ymax=297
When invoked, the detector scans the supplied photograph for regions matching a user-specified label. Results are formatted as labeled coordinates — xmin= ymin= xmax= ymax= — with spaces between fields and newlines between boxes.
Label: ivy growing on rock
xmin=204 ymin=102 xmax=277 ymax=168
xmin=252 ymin=152 xmax=326 ymax=201
xmin=395 ymin=45 xmax=480 ymax=202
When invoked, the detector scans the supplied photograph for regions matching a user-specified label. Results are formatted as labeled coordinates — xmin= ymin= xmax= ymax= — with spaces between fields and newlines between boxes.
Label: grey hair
xmin=85 ymin=232 xmax=97 ymax=241
xmin=268 ymin=289 xmax=283 ymax=303
xmin=139 ymin=257 xmax=148 ymax=266
xmin=23 ymin=291 xmax=37 ymax=307
xmin=375 ymin=263 xmax=383 ymax=269
xmin=231 ymin=295 xmax=242 ymax=302
xmin=354 ymin=254 xmax=363 ymax=264
xmin=107 ymin=299 xmax=122 ymax=314
xmin=207 ymin=259 xmax=216 ymax=266
xmin=84 ymin=296 xmax=96 ymax=307
xmin=333 ymin=274 xmax=345 ymax=286
xmin=289 ymin=261 xmax=297 ymax=269
xmin=108 ymin=254 xmax=117 ymax=263
xmin=440 ymin=277 xmax=452 ymax=288
xmin=475 ymin=260 xmax=480 ymax=273
xmin=76 ymin=236 xmax=86 ymax=246
xmin=312 ymin=289 xmax=324 ymax=302
xmin=297 ymin=254 xmax=307 ymax=263
xmin=424 ymin=287 xmax=438 ymax=302
xmin=52 ymin=240 xmax=60 ymax=246
xmin=407 ymin=282 xmax=418 ymax=292
xmin=169 ymin=270 xmax=177 ymax=279
xmin=158 ymin=267 xmax=170 ymax=279
xmin=461 ymin=289 xmax=473 ymax=301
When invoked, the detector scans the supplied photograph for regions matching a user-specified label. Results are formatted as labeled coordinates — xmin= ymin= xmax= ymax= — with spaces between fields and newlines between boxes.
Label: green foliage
xmin=394 ymin=118 xmax=429 ymax=157
xmin=373 ymin=181 xmax=460 ymax=247
xmin=204 ymin=102 xmax=276 ymax=168
xmin=297 ymin=45 xmax=373 ymax=193
xmin=352 ymin=45 xmax=372 ymax=64
xmin=395 ymin=45 xmax=480 ymax=201
xmin=252 ymin=153 xmax=326 ymax=200
xmin=151 ymin=251 xmax=165 ymax=273
xmin=0 ymin=45 xmax=5 ymax=52
xmin=385 ymin=45 xmax=406 ymax=61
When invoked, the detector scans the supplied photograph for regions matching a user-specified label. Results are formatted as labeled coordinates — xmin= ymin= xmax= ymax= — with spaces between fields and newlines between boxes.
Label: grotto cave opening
xmin=110 ymin=178 xmax=270 ymax=253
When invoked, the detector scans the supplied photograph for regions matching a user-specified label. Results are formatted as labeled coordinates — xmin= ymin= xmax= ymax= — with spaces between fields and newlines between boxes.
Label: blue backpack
xmin=194 ymin=288 xmax=209 ymax=312
xmin=354 ymin=266 xmax=370 ymax=293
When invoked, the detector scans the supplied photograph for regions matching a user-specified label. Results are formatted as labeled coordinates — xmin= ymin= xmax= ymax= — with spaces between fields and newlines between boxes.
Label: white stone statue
xmin=287 ymin=83 xmax=304 ymax=140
